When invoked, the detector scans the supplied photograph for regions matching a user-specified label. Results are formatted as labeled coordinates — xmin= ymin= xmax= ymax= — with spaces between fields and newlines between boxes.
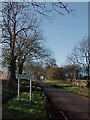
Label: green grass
xmin=2 ymin=80 xmax=41 ymax=104
xmin=2 ymin=80 xmax=49 ymax=119
xmin=44 ymin=79 xmax=63 ymax=84
xmin=3 ymin=92 xmax=47 ymax=119
xmin=43 ymin=80 xmax=89 ymax=98
xmin=64 ymin=86 xmax=88 ymax=97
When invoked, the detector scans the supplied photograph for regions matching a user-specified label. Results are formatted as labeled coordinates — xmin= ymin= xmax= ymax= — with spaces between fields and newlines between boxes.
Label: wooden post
xmin=17 ymin=79 xmax=20 ymax=101
xmin=30 ymin=78 xmax=32 ymax=102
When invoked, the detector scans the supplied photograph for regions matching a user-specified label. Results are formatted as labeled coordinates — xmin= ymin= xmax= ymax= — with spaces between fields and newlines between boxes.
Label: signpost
xmin=30 ymin=78 xmax=32 ymax=102
xmin=17 ymin=78 xmax=20 ymax=101
xmin=16 ymin=74 xmax=34 ymax=103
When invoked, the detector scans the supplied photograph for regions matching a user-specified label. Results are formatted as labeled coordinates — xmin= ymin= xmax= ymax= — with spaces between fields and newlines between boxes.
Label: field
xmin=43 ymin=79 xmax=89 ymax=98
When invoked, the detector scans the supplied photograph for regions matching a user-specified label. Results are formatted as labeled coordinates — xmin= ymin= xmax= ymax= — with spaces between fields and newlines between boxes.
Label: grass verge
xmin=2 ymin=80 xmax=49 ymax=119
xmin=43 ymin=80 xmax=89 ymax=98
xmin=2 ymin=91 xmax=47 ymax=119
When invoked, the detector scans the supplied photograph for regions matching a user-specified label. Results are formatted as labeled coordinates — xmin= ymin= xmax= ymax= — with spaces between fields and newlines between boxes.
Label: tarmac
xmin=38 ymin=82 xmax=90 ymax=120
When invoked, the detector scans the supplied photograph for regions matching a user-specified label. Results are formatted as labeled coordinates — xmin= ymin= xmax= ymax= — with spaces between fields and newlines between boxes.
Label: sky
xmin=42 ymin=2 xmax=88 ymax=67
xmin=0 ymin=2 xmax=88 ymax=70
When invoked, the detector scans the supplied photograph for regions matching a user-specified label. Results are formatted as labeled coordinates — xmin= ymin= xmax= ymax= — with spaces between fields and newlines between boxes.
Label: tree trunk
xmin=10 ymin=58 xmax=16 ymax=80
xmin=18 ymin=62 xmax=23 ymax=74
xmin=7 ymin=57 xmax=16 ymax=89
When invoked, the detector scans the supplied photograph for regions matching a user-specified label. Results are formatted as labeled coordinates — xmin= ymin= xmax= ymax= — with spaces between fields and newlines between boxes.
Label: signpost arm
xmin=17 ymin=79 xmax=20 ymax=101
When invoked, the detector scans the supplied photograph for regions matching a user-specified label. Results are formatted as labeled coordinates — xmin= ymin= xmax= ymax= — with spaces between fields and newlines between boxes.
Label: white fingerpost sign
xmin=16 ymin=74 xmax=34 ymax=102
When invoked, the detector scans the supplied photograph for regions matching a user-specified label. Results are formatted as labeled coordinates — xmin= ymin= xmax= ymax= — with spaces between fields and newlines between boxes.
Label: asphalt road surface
xmin=38 ymin=82 xmax=90 ymax=120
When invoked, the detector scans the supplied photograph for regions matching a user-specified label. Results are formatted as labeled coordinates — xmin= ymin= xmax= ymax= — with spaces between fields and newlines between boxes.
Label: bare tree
xmin=16 ymin=28 xmax=48 ymax=74
xmin=30 ymin=1 xmax=73 ymax=16
xmin=44 ymin=50 xmax=57 ymax=69
xmin=2 ymin=2 xmax=72 ymax=87
xmin=63 ymin=64 xmax=80 ymax=83
xmin=2 ymin=2 xmax=40 ymax=81
xmin=67 ymin=38 xmax=90 ymax=87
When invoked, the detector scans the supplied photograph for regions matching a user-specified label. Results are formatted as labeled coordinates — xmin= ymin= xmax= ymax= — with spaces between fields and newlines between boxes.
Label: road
xmin=38 ymin=82 xmax=90 ymax=120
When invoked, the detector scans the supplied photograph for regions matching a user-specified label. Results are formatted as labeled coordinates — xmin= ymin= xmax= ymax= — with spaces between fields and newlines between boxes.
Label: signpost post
xmin=30 ymin=78 xmax=32 ymax=102
xmin=17 ymin=79 xmax=20 ymax=101
xmin=16 ymin=74 xmax=34 ymax=103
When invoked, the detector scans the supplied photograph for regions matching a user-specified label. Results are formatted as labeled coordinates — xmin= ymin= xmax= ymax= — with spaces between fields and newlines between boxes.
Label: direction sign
xmin=16 ymin=74 xmax=34 ymax=80
xmin=16 ymin=74 xmax=34 ymax=102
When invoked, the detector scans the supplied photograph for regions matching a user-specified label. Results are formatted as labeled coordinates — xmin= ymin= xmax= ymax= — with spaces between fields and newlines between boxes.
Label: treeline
xmin=31 ymin=63 xmax=88 ymax=81
xmin=32 ymin=38 xmax=90 ymax=88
